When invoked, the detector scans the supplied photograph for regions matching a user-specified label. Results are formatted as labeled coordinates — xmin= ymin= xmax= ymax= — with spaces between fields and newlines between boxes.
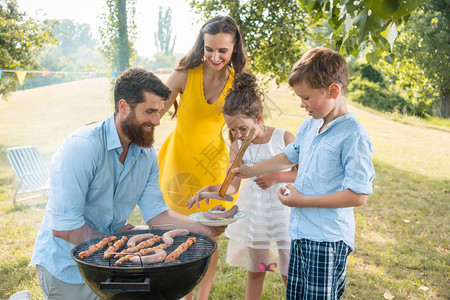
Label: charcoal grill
xmin=71 ymin=229 xmax=216 ymax=300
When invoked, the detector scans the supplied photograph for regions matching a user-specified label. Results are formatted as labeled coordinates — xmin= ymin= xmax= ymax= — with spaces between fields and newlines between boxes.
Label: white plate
xmin=188 ymin=210 xmax=247 ymax=226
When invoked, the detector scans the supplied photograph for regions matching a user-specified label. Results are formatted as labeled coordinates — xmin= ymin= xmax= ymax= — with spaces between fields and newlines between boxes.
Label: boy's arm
xmin=254 ymin=169 xmax=297 ymax=190
xmin=231 ymin=152 xmax=295 ymax=178
xmin=278 ymin=185 xmax=368 ymax=208
xmin=253 ymin=129 xmax=298 ymax=189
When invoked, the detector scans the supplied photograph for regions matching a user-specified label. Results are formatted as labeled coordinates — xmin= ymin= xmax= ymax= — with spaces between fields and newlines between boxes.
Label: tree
xmin=190 ymin=0 xmax=311 ymax=84
xmin=24 ymin=19 xmax=106 ymax=90
xmin=155 ymin=6 xmax=176 ymax=56
xmin=380 ymin=0 xmax=449 ymax=118
xmin=0 ymin=0 xmax=53 ymax=98
xmin=190 ymin=0 xmax=426 ymax=83
xmin=50 ymin=19 xmax=96 ymax=56
xmin=99 ymin=0 xmax=137 ymax=72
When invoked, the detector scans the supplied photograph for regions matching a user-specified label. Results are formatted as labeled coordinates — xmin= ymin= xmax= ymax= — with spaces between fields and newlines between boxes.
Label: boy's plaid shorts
xmin=286 ymin=239 xmax=352 ymax=300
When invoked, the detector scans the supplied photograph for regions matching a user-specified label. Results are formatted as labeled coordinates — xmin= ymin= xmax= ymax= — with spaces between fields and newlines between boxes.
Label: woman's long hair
xmin=170 ymin=16 xmax=248 ymax=118
xmin=176 ymin=16 xmax=248 ymax=74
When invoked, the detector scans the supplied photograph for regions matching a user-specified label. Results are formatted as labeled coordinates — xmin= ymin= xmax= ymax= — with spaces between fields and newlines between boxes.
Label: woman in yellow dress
xmin=158 ymin=16 xmax=248 ymax=300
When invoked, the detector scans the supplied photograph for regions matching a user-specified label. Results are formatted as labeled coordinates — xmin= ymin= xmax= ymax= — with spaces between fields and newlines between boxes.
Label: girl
xmin=187 ymin=73 xmax=297 ymax=300
xmin=158 ymin=16 xmax=248 ymax=300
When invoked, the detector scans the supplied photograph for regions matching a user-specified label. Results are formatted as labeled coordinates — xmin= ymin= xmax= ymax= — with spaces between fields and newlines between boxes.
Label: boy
xmin=231 ymin=47 xmax=375 ymax=299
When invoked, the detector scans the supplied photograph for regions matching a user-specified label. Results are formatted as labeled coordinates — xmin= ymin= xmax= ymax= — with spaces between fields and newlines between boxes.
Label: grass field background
xmin=0 ymin=77 xmax=448 ymax=299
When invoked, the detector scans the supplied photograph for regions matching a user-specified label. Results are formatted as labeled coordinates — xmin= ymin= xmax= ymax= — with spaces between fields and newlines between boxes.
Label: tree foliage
xmin=0 ymin=0 xmax=53 ymax=98
xmin=99 ymin=0 xmax=137 ymax=72
xmin=24 ymin=19 xmax=106 ymax=90
xmin=190 ymin=0 xmax=426 ymax=83
xmin=155 ymin=6 xmax=176 ymax=56
xmin=51 ymin=19 xmax=96 ymax=56
xmin=190 ymin=0 xmax=311 ymax=84
xmin=379 ymin=0 xmax=449 ymax=118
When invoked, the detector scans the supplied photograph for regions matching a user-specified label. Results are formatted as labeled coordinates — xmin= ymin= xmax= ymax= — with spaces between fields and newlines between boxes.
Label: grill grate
xmin=72 ymin=230 xmax=216 ymax=269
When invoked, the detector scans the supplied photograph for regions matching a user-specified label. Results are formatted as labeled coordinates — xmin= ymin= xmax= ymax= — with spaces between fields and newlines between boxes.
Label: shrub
xmin=347 ymin=77 xmax=412 ymax=114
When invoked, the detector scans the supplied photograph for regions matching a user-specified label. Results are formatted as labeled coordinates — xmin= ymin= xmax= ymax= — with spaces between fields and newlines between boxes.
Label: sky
xmin=16 ymin=0 xmax=203 ymax=58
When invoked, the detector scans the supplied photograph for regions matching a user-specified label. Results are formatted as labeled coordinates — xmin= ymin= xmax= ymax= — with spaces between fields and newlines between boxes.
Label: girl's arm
xmin=160 ymin=70 xmax=188 ymax=118
xmin=278 ymin=186 xmax=368 ymax=208
xmin=253 ymin=129 xmax=297 ymax=189
xmin=187 ymin=140 xmax=241 ymax=208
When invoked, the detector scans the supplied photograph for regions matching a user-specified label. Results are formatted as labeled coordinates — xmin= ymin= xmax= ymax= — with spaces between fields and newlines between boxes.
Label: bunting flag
xmin=112 ymin=72 xmax=120 ymax=79
xmin=88 ymin=71 xmax=96 ymax=79
xmin=16 ymin=71 xmax=28 ymax=86
xmin=0 ymin=70 xmax=3 ymax=80
xmin=41 ymin=71 xmax=52 ymax=77
xmin=157 ymin=68 xmax=165 ymax=75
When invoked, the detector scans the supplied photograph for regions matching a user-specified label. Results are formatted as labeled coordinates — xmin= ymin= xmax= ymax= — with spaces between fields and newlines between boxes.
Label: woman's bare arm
xmin=160 ymin=70 xmax=188 ymax=118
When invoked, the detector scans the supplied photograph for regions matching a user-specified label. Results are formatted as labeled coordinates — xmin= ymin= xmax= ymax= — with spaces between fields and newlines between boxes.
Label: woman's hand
xmin=254 ymin=172 xmax=279 ymax=190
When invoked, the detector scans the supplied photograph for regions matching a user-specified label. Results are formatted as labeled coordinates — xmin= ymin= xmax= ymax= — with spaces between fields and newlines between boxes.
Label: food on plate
xmin=162 ymin=229 xmax=189 ymax=245
xmin=114 ymin=235 xmax=163 ymax=258
xmin=127 ymin=233 xmax=155 ymax=247
xmin=115 ymin=243 xmax=170 ymax=265
xmin=104 ymin=236 xmax=128 ymax=259
xmin=165 ymin=237 xmax=197 ymax=262
xmin=203 ymin=205 xmax=239 ymax=220
xmin=199 ymin=192 xmax=234 ymax=202
xmin=78 ymin=236 xmax=117 ymax=259
xmin=130 ymin=249 xmax=167 ymax=265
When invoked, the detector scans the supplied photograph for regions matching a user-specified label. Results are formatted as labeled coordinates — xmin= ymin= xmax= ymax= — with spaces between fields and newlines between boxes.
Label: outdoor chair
xmin=6 ymin=146 xmax=49 ymax=203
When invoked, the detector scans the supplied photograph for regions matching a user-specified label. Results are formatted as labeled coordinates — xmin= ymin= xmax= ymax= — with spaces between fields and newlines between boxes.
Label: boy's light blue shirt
xmin=30 ymin=114 xmax=169 ymax=284
xmin=284 ymin=113 xmax=375 ymax=250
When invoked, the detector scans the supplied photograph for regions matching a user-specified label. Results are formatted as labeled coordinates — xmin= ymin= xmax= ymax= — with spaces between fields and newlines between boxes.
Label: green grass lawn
xmin=0 ymin=78 xmax=449 ymax=299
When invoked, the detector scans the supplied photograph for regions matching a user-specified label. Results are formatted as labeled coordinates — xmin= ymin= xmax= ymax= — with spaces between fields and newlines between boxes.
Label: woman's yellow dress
xmin=158 ymin=64 xmax=236 ymax=215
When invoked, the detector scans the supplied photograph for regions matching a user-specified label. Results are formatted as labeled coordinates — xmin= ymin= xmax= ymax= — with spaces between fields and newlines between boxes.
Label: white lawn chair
xmin=6 ymin=146 xmax=49 ymax=203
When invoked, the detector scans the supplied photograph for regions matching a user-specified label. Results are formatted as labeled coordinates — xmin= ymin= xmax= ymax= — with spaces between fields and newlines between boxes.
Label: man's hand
xmin=198 ymin=205 xmax=226 ymax=236
xmin=203 ymin=225 xmax=227 ymax=236
xmin=120 ymin=223 xmax=136 ymax=232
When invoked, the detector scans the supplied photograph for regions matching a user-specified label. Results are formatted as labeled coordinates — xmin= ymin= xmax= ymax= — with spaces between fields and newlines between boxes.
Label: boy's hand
xmin=254 ymin=172 xmax=279 ymax=190
xmin=278 ymin=184 xmax=303 ymax=207
xmin=231 ymin=165 xmax=253 ymax=178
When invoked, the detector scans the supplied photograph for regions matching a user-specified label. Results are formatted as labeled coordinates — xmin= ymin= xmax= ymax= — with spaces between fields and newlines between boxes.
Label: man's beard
xmin=121 ymin=109 xmax=155 ymax=148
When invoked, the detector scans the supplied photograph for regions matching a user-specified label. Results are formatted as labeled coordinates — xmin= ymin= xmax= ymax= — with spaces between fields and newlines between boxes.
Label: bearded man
xmin=30 ymin=68 xmax=225 ymax=300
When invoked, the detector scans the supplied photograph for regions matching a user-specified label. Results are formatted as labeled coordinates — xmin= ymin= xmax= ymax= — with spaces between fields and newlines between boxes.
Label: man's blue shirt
xmin=30 ymin=114 xmax=169 ymax=284
xmin=284 ymin=113 xmax=375 ymax=250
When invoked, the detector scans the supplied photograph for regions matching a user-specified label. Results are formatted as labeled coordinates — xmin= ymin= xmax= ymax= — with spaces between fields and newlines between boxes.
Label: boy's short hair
xmin=288 ymin=47 xmax=348 ymax=92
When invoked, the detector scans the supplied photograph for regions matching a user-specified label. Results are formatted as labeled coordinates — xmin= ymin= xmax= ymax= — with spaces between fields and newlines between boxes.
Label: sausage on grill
xmin=104 ymin=236 xmax=128 ymax=259
xmin=127 ymin=233 xmax=155 ymax=247
xmin=79 ymin=236 xmax=117 ymax=259
xmin=162 ymin=229 xmax=189 ymax=245
xmin=130 ymin=249 xmax=167 ymax=265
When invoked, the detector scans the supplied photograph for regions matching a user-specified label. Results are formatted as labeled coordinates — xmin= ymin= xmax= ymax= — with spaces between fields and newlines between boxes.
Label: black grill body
xmin=71 ymin=229 xmax=216 ymax=300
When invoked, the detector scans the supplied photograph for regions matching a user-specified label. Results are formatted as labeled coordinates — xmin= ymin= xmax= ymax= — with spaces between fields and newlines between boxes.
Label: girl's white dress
xmin=225 ymin=128 xmax=291 ymax=275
